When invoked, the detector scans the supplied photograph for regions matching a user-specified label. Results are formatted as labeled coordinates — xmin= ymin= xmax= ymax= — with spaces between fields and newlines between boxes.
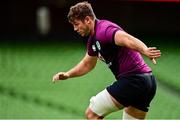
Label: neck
xmin=90 ymin=19 xmax=96 ymax=36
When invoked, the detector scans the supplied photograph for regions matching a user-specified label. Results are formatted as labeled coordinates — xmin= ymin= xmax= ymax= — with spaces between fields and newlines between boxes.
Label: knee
xmin=85 ymin=108 xmax=93 ymax=119
xmin=85 ymin=108 xmax=103 ymax=119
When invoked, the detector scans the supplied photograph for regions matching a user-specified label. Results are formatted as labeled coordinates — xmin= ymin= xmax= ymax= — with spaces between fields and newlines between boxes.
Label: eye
xmin=74 ymin=23 xmax=79 ymax=26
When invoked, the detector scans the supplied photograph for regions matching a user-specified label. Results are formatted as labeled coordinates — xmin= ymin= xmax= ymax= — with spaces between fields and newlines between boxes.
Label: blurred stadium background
xmin=0 ymin=0 xmax=180 ymax=119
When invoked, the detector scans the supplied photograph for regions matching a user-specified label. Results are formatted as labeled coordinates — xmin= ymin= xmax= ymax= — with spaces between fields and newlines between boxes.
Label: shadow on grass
xmin=0 ymin=85 xmax=83 ymax=116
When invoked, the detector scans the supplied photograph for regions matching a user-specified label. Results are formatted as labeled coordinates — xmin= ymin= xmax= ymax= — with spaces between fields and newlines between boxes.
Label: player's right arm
xmin=52 ymin=53 xmax=97 ymax=83
xmin=114 ymin=30 xmax=161 ymax=64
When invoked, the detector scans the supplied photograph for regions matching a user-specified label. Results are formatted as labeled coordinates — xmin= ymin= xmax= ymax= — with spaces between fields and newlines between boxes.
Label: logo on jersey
xmin=92 ymin=45 xmax=96 ymax=52
xmin=96 ymin=41 xmax=101 ymax=50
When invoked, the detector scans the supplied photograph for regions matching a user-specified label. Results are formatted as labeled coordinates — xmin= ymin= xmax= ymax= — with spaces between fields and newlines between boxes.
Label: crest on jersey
xmin=96 ymin=41 xmax=101 ymax=50
xmin=92 ymin=45 xmax=96 ymax=51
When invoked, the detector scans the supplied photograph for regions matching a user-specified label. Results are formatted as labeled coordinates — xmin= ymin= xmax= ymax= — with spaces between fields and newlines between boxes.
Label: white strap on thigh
xmin=89 ymin=89 xmax=119 ymax=116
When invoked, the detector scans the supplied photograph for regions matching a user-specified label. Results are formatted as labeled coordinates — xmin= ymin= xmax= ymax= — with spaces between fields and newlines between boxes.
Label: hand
xmin=144 ymin=47 xmax=161 ymax=65
xmin=52 ymin=72 xmax=70 ymax=83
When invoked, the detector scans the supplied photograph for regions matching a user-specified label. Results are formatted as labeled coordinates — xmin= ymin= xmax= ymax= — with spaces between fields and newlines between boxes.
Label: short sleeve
xmin=105 ymin=26 xmax=121 ymax=45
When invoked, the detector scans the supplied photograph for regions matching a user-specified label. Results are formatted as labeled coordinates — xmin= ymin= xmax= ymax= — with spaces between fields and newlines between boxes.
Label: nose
xmin=74 ymin=26 xmax=77 ymax=31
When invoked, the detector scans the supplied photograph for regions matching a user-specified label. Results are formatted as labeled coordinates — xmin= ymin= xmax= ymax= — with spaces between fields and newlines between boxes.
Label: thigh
xmin=124 ymin=106 xmax=147 ymax=119
xmin=88 ymin=89 xmax=123 ymax=117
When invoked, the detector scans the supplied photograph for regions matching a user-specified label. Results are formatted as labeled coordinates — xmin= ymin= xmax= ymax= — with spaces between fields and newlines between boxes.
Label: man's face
xmin=72 ymin=19 xmax=90 ymax=37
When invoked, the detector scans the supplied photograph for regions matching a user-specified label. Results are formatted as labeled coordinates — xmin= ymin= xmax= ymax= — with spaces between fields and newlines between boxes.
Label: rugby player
xmin=53 ymin=1 xmax=161 ymax=119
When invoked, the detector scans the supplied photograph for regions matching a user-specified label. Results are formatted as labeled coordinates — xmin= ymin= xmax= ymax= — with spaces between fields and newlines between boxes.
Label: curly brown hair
xmin=67 ymin=1 xmax=96 ymax=23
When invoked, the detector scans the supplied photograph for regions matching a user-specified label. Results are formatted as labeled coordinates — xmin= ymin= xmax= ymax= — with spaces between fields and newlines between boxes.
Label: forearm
xmin=52 ymin=54 xmax=97 ymax=83
xmin=124 ymin=35 xmax=148 ymax=55
xmin=66 ymin=60 xmax=94 ymax=78
xmin=66 ymin=54 xmax=97 ymax=78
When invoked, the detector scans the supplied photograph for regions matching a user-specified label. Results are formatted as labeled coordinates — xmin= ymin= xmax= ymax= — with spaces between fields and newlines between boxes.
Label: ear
xmin=84 ymin=16 xmax=91 ymax=24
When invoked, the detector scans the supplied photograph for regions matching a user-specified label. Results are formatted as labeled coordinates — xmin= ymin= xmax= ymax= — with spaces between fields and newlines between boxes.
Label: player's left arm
xmin=114 ymin=30 xmax=161 ymax=64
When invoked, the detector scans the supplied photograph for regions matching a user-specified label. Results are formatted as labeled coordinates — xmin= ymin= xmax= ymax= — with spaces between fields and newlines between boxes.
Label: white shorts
xmin=89 ymin=89 xmax=119 ymax=116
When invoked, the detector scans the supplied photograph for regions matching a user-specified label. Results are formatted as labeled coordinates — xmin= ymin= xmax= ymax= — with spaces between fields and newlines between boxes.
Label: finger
xmin=150 ymin=55 xmax=161 ymax=58
xmin=53 ymin=79 xmax=56 ymax=83
xmin=149 ymin=50 xmax=161 ymax=56
xmin=149 ymin=47 xmax=157 ymax=50
xmin=52 ymin=77 xmax=56 ymax=83
xmin=151 ymin=58 xmax=157 ymax=65
xmin=150 ymin=53 xmax=161 ymax=58
xmin=150 ymin=50 xmax=161 ymax=53
xmin=52 ymin=75 xmax=59 ymax=83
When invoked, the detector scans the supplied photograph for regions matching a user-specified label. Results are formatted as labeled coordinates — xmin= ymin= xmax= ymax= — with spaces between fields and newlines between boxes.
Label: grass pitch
xmin=0 ymin=41 xmax=179 ymax=119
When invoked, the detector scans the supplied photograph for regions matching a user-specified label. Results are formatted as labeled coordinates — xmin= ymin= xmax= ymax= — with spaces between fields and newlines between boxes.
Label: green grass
xmin=142 ymin=37 xmax=180 ymax=91
xmin=143 ymin=42 xmax=180 ymax=91
xmin=0 ymin=41 xmax=180 ymax=119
